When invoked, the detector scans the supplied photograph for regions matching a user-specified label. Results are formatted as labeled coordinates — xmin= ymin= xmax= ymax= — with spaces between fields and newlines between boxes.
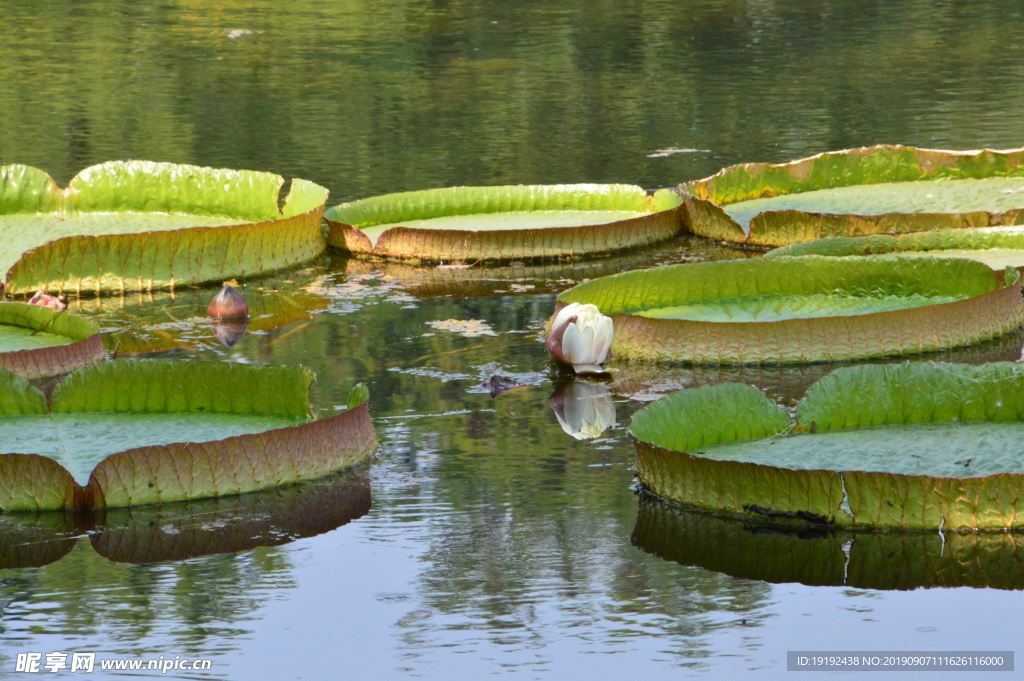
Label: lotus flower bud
xmin=545 ymin=302 xmax=613 ymax=374
xmin=207 ymin=285 xmax=249 ymax=319
xmin=28 ymin=290 xmax=68 ymax=312
xmin=547 ymin=382 xmax=616 ymax=440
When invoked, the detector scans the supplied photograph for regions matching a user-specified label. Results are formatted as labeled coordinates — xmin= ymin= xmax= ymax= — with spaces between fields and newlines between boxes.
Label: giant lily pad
xmin=0 ymin=302 xmax=104 ymax=378
xmin=767 ymin=227 xmax=1024 ymax=271
xmin=630 ymin=362 xmax=1024 ymax=529
xmin=632 ymin=496 xmax=1024 ymax=590
xmin=678 ymin=145 xmax=1024 ymax=247
xmin=551 ymin=255 xmax=1024 ymax=364
xmin=0 ymin=467 xmax=370 ymax=569
xmin=0 ymin=161 xmax=328 ymax=294
xmin=325 ymin=184 xmax=683 ymax=262
xmin=0 ymin=360 xmax=376 ymax=510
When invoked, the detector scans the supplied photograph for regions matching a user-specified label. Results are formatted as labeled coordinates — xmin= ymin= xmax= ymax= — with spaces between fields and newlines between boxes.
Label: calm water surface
xmin=3 ymin=1 xmax=1024 ymax=678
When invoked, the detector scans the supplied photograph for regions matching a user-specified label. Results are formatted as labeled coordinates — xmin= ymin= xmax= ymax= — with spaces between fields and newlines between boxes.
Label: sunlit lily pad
xmin=767 ymin=226 xmax=1024 ymax=270
xmin=632 ymin=496 xmax=1024 ymax=590
xmin=0 ymin=360 xmax=376 ymax=510
xmin=630 ymin=362 xmax=1024 ymax=529
xmin=0 ymin=161 xmax=328 ymax=294
xmin=678 ymin=145 xmax=1024 ymax=247
xmin=0 ymin=302 xmax=104 ymax=378
xmin=0 ymin=467 xmax=369 ymax=568
xmin=324 ymin=184 xmax=683 ymax=261
xmin=552 ymin=256 xmax=1024 ymax=364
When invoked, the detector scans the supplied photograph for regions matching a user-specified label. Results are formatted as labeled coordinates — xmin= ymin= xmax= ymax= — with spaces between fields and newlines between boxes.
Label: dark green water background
xmin=3 ymin=1 xmax=1024 ymax=678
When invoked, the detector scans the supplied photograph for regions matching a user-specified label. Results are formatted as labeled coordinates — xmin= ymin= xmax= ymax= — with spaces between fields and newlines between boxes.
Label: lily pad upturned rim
xmin=324 ymin=183 xmax=683 ymax=262
xmin=630 ymin=362 xmax=1024 ymax=529
xmin=0 ymin=161 xmax=329 ymax=295
xmin=0 ymin=302 xmax=104 ymax=379
xmin=676 ymin=144 xmax=1024 ymax=247
xmin=0 ymin=359 xmax=377 ymax=511
xmin=632 ymin=494 xmax=1024 ymax=591
xmin=553 ymin=255 xmax=1024 ymax=365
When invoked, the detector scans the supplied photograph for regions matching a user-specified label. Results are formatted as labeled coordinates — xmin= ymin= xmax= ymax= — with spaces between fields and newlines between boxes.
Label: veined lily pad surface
xmin=677 ymin=145 xmax=1024 ymax=247
xmin=0 ymin=360 xmax=376 ymax=511
xmin=630 ymin=362 xmax=1024 ymax=529
xmin=552 ymin=255 xmax=1024 ymax=364
xmin=632 ymin=496 xmax=1024 ymax=591
xmin=767 ymin=227 xmax=1024 ymax=270
xmin=0 ymin=161 xmax=328 ymax=294
xmin=325 ymin=184 xmax=683 ymax=262
xmin=0 ymin=302 xmax=104 ymax=378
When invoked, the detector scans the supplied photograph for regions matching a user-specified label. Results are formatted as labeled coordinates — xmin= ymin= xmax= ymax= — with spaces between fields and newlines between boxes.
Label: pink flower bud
xmin=207 ymin=285 xmax=249 ymax=319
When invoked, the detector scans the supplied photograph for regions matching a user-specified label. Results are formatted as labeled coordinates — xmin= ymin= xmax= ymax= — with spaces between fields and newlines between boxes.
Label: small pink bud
xmin=28 ymin=290 xmax=68 ymax=312
xmin=207 ymin=285 xmax=249 ymax=319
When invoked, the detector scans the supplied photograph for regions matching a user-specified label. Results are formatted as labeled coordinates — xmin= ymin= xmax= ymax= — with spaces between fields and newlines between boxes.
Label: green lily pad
xmin=0 ymin=467 xmax=370 ymax=569
xmin=325 ymin=184 xmax=683 ymax=261
xmin=767 ymin=227 xmax=1024 ymax=270
xmin=0 ymin=302 xmax=105 ymax=378
xmin=553 ymin=255 xmax=1024 ymax=364
xmin=0 ymin=161 xmax=329 ymax=294
xmin=678 ymin=145 xmax=1024 ymax=247
xmin=0 ymin=359 xmax=377 ymax=511
xmin=632 ymin=496 xmax=1024 ymax=590
xmin=630 ymin=362 xmax=1024 ymax=529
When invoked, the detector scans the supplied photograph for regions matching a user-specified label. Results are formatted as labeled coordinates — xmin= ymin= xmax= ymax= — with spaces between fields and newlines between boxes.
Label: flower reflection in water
xmin=547 ymin=381 xmax=617 ymax=440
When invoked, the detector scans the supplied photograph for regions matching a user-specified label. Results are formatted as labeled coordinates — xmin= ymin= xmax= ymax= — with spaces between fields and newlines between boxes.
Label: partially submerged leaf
xmin=554 ymin=256 xmax=1024 ymax=364
xmin=630 ymin=362 xmax=1024 ymax=529
xmin=0 ymin=161 xmax=329 ymax=294
xmin=325 ymin=184 xmax=683 ymax=261
xmin=426 ymin=319 xmax=497 ymax=337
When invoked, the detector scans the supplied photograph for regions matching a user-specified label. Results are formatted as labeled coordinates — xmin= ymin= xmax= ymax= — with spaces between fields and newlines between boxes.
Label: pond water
xmin=3 ymin=0 xmax=1024 ymax=679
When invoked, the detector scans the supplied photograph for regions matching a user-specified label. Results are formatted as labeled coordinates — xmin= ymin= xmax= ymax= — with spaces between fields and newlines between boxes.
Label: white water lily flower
xmin=547 ymin=382 xmax=617 ymax=440
xmin=545 ymin=302 xmax=614 ymax=374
